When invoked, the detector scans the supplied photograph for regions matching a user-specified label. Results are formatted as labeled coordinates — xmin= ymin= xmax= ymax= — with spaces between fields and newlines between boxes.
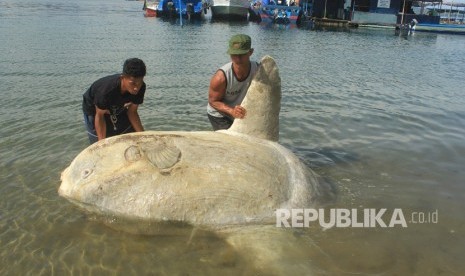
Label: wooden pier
xmin=312 ymin=18 xmax=359 ymax=28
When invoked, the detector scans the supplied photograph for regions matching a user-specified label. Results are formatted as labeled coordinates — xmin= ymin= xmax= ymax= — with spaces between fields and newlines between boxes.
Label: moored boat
xmin=250 ymin=0 xmax=302 ymax=25
xmin=144 ymin=0 xmax=210 ymax=20
xmin=143 ymin=0 xmax=159 ymax=17
xmin=395 ymin=1 xmax=465 ymax=36
xmin=211 ymin=0 xmax=250 ymax=20
xmin=413 ymin=23 xmax=465 ymax=35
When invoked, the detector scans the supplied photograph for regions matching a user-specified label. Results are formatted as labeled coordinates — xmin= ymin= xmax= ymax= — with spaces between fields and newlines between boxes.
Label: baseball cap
xmin=227 ymin=34 xmax=252 ymax=55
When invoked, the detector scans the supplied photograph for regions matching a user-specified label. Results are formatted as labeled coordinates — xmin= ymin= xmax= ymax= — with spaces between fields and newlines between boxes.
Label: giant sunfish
xmin=59 ymin=56 xmax=320 ymax=228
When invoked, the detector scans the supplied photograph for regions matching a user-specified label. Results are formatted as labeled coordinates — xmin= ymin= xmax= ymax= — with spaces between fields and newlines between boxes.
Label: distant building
xmin=310 ymin=0 xmax=447 ymax=25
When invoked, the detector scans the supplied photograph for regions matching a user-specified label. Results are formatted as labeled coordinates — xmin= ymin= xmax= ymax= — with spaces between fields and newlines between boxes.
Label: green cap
xmin=227 ymin=34 xmax=252 ymax=55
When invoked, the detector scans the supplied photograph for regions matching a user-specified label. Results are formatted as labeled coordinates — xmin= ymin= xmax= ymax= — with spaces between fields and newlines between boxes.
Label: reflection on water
xmin=1 ymin=0 xmax=465 ymax=274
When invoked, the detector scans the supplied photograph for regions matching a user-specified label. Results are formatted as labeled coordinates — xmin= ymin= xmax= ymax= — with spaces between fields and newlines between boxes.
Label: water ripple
xmin=2 ymin=0 xmax=465 ymax=274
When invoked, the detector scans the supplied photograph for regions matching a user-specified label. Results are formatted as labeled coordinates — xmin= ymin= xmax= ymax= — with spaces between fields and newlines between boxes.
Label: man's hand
xmin=231 ymin=105 xmax=246 ymax=119
xmin=127 ymin=104 xmax=144 ymax=132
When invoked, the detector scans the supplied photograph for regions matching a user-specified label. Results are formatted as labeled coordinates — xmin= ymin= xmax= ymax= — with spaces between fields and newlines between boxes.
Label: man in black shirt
xmin=82 ymin=58 xmax=147 ymax=144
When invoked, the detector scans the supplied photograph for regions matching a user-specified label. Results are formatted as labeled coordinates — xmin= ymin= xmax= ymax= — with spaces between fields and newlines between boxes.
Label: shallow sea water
xmin=1 ymin=0 xmax=465 ymax=274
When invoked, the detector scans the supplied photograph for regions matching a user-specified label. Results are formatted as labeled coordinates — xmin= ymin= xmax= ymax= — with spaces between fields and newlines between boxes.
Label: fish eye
xmin=125 ymin=145 xmax=142 ymax=162
xmin=82 ymin=168 xmax=93 ymax=179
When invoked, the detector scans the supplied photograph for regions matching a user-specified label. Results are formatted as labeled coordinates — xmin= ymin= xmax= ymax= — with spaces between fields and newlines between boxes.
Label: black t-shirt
xmin=82 ymin=74 xmax=146 ymax=116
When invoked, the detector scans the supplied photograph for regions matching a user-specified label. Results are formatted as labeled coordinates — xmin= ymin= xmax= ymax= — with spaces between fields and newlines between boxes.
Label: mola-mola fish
xmin=59 ymin=55 xmax=320 ymax=227
xmin=59 ymin=56 xmax=321 ymax=273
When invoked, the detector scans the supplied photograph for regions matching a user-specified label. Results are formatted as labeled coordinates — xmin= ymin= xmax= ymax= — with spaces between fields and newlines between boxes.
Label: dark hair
xmin=122 ymin=58 xmax=146 ymax=78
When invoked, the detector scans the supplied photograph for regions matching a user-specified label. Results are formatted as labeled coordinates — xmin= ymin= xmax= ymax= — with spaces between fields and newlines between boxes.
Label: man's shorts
xmin=83 ymin=112 xmax=134 ymax=144
xmin=207 ymin=114 xmax=234 ymax=131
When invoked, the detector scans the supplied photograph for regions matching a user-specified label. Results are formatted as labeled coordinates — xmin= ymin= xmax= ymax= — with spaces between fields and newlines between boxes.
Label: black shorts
xmin=207 ymin=114 xmax=234 ymax=131
xmin=83 ymin=112 xmax=134 ymax=144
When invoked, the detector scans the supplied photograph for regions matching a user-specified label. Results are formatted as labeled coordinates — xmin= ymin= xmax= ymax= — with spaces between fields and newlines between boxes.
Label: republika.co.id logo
xmin=276 ymin=208 xmax=438 ymax=229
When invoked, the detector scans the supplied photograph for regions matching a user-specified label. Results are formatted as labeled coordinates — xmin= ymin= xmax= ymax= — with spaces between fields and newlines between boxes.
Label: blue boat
xmin=152 ymin=0 xmax=210 ymax=20
xmin=249 ymin=0 xmax=303 ymax=25
xmin=413 ymin=23 xmax=465 ymax=35
xmin=395 ymin=1 xmax=465 ymax=36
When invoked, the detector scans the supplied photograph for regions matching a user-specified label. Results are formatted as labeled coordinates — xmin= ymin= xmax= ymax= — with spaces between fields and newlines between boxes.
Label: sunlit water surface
xmin=1 ymin=0 xmax=465 ymax=274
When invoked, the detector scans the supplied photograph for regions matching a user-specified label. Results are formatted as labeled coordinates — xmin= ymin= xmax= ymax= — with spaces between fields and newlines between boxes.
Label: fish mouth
xmin=57 ymin=182 xmax=77 ymax=204
xmin=57 ymin=184 xmax=75 ymax=200
xmin=59 ymin=192 xmax=107 ymax=217
xmin=58 ymin=167 xmax=75 ymax=199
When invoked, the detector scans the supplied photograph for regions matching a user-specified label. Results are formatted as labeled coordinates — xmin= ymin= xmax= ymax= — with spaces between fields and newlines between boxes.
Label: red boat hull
xmin=144 ymin=7 xmax=158 ymax=17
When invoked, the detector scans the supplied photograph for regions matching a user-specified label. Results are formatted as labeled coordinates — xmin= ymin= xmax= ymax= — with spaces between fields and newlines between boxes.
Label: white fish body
xmin=59 ymin=55 xmax=320 ymax=227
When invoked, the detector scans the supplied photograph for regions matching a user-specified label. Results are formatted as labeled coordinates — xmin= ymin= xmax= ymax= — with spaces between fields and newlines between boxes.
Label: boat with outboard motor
xmin=143 ymin=0 xmax=210 ymax=20
xmin=249 ymin=0 xmax=303 ymax=25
